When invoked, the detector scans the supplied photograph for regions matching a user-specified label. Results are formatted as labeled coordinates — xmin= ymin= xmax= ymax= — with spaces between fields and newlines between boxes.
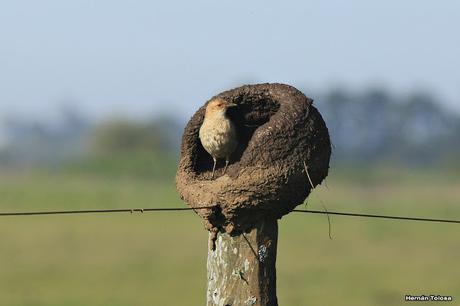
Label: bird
xmin=199 ymin=98 xmax=238 ymax=179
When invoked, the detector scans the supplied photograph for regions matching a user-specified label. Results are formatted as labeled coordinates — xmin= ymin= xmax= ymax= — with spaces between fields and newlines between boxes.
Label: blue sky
xmin=1 ymin=0 xmax=459 ymax=120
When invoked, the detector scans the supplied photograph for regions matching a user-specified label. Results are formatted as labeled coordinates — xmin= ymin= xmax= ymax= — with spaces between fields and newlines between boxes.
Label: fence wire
xmin=0 ymin=206 xmax=459 ymax=224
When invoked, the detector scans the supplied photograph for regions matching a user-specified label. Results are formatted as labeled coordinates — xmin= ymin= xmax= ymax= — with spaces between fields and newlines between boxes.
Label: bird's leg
xmin=211 ymin=157 xmax=217 ymax=179
xmin=223 ymin=159 xmax=229 ymax=176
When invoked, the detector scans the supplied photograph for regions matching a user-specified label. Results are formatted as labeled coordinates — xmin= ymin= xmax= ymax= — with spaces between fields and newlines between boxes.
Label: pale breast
xmin=199 ymin=117 xmax=237 ymax=160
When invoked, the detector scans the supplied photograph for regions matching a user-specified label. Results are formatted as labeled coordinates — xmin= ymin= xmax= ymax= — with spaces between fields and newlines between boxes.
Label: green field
xmin=0 ymin=169 xmax=459 ymax=305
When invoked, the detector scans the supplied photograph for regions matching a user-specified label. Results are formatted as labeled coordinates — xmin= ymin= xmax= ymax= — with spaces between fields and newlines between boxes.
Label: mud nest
xmin=176 ymin=83 xmax=331 ymax=234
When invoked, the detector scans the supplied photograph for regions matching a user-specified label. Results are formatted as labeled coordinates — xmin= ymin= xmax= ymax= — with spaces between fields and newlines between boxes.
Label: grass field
xmin=0 ymin=168 xmax=459 ymax=305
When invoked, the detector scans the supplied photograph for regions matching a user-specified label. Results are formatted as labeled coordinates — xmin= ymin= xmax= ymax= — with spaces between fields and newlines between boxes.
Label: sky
xmin=1 ymin=0 xmax=459 ymax=120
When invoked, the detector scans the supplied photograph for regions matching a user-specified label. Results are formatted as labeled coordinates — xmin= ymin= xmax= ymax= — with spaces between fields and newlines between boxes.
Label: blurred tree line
xmin=71 ymin=118 xmax=181 ymax=178
xmin=316 ymin=88 xmax=460 ymax=167
xmin=0 ymin=87 xmax=459 ymax=176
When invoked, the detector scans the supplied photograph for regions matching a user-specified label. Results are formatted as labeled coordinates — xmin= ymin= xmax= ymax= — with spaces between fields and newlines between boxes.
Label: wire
xmin=0 ymin=207 xmax=214 ymax=216
xmin=0 ymin=206 xmax=459 ymax=224
xmin=292 ymin=209 xmax=460 ymax=224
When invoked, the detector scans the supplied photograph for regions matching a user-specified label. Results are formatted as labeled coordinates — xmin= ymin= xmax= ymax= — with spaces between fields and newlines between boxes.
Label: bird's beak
xmin=227 ymin=103 xmax=237 ymax=108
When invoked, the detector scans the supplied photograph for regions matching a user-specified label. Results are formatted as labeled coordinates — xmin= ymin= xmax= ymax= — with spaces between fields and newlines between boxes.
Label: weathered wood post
xmin=176 ymin=83 xmax=331 ymax=305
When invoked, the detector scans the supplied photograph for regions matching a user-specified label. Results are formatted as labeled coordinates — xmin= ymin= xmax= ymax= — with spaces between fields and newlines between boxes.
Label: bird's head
xmin=205 ymin=98 xmax=237 ymax=118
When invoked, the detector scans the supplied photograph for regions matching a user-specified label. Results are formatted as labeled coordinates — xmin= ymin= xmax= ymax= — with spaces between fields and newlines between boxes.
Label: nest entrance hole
xmin=194 ymin=94 xmax=280 ymax=178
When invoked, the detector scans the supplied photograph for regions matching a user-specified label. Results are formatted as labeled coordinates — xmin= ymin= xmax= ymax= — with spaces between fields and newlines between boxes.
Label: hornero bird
xmin=199 ymin=98 xmax=238 ymax=179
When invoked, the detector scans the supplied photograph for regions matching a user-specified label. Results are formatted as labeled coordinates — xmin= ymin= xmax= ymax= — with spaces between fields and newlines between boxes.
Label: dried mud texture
xmin=176 ymin=83 xmax=331 ymax=234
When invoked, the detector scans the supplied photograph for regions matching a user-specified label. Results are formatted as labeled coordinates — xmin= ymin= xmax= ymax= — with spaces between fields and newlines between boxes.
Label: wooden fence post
xmin=207 ymin=218 xmax=278 ymax=306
